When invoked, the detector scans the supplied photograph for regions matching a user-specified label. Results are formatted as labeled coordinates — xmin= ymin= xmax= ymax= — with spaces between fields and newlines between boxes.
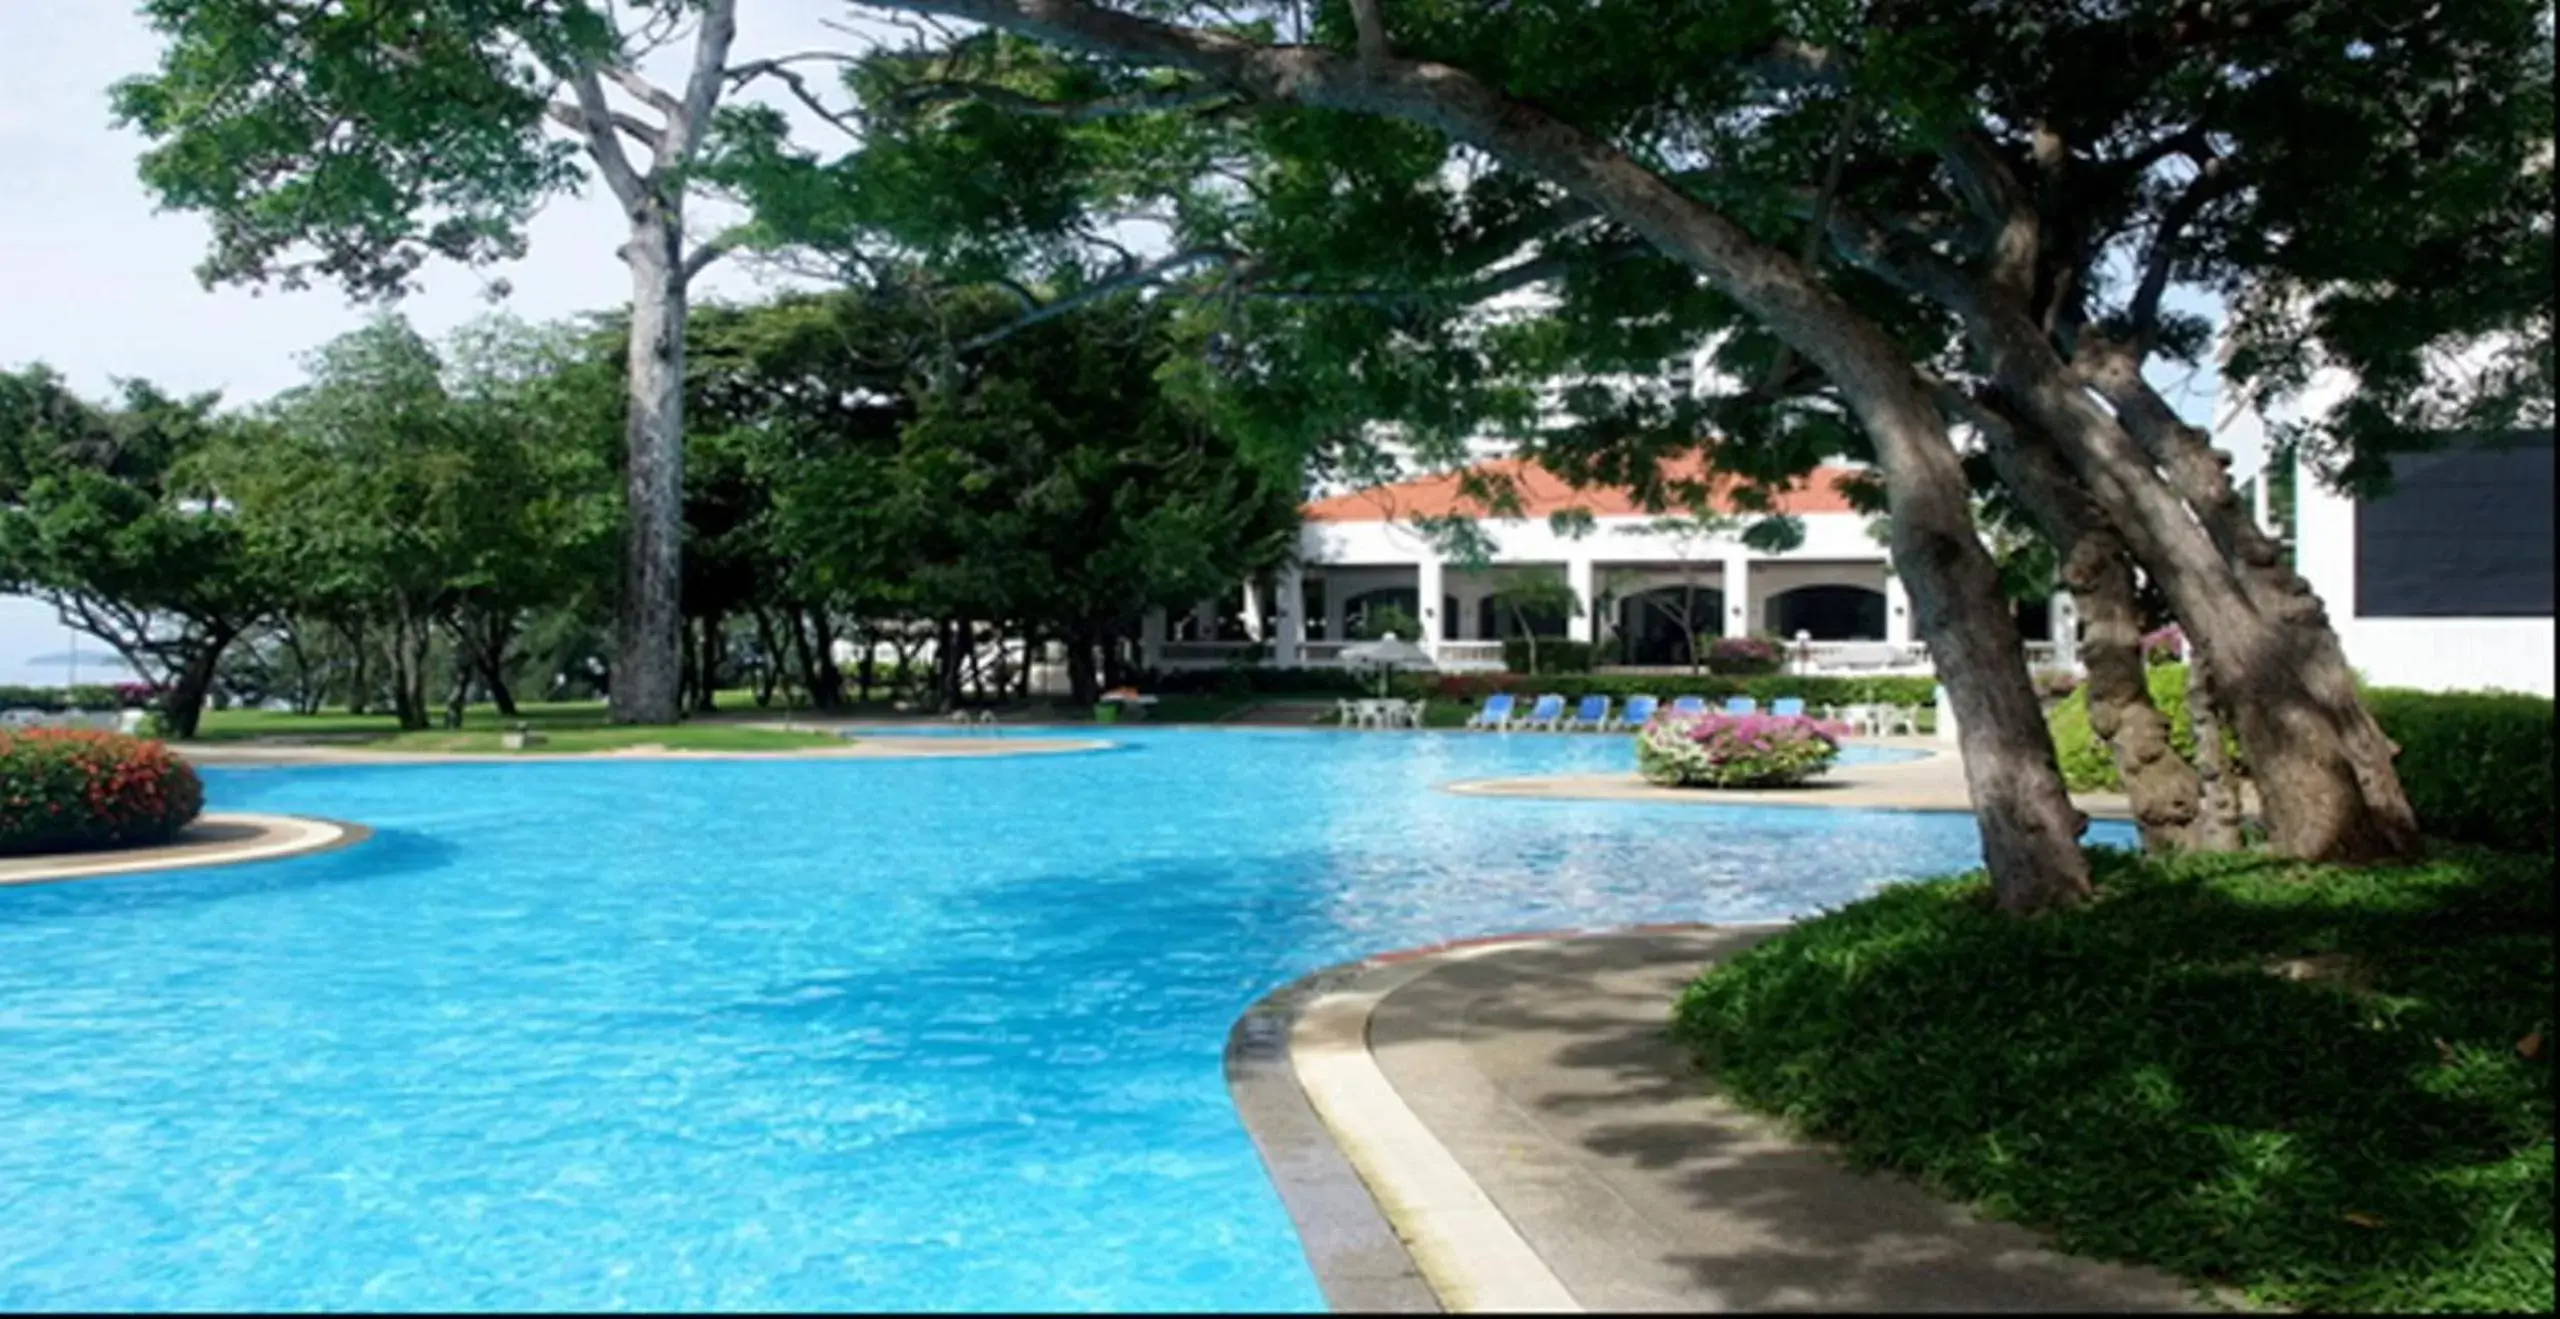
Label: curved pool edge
xmin=1439 ymin=740 xmax=2139 ymax=823
xmin=1226 ymin=920 xmax=1790 ymax=1314
xmin=0 ymin=812 xmax=371 ymax=887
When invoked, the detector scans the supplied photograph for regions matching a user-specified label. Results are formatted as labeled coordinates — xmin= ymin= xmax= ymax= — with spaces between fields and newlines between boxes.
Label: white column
xmin=1323 ymin=578 xmax=1347 ymax=645
xmin=1721 ymin=552 xmax=1753 ymax=638
xmin=1275 ymin=563 xmax=1306 ymax=665
xmin=1241 ymin=577 xmax=1266 ymax=642
xmin=1140 ymin=608 xmax=1167 ymax=669
xmin=1884 ymin=573 xmax=1914 ymax=646
xmin=1416 ymin=555 xmax=1445 ymax=655
xmin=1565 ymin=556 xmax=1596 ymax=643
xmin=2049 ymin=592 xmax=2080 ymax=669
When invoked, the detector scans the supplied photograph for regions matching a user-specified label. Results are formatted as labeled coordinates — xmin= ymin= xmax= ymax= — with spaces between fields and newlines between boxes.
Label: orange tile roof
xmin=1301 ymin=456 xmax=1867 ymax=523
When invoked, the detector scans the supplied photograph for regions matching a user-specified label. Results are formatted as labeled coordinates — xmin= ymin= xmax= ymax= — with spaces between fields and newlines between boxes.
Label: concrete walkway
xmin=0 ymin=812 xmax=366 ymax=886
xmin=1447 ymin=738 xmax=2139 ymax=821
xmin=1247 ymin=929 xmax=2214 ymax=1313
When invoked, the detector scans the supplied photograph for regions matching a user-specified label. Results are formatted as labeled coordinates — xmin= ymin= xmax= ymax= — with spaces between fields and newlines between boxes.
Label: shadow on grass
xmin=1651 ymin=846 xmax=2553 ymax=1313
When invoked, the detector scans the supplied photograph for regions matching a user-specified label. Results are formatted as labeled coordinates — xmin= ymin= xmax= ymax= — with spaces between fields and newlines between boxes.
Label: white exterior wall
xmin=2293 ymin=445 xmax=2556 ymax=696
xmin=1299 ymin=507 xmax=1884 ymax=570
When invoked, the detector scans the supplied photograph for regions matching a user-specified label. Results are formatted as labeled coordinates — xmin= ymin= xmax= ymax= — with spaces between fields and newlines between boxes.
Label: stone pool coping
xmin=173 ymin=734 xmax=1111 ymax=767
xmin=0 ymin=812 xmax=369 ymax=887
xmin=1443 ymin=736 xmax=2139 ymax=821
xmin=1235 ymin=926 xmax=2214 ymax=1313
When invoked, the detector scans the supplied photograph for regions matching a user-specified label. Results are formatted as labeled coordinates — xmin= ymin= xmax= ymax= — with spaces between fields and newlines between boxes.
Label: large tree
xmin=0 ymin=369 xmax=277 ymax=738
xmin=115 ymin=0 xmax=746 ymax=724
xmin=724 ymin=0 xmax=2549 ymax=901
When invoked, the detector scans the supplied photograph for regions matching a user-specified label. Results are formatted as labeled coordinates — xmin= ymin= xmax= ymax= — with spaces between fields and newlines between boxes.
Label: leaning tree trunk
xmin=1971 ymin=312 xmax=2420 ymax=863
xmin=1066 ymin=622 xmax=1102 ymax=706
xmin=1975 ymin=403 xmax=2205 ymax=853
xmin=2080 ymin=346 xmax=2417 ymax=856
xmin=2182 ymin=639 xmax=2250 ymax=852
xmin=609 ymin=212 xmax=688 ymax=727
xmin=156 ymin=632 xmax=233 ymax=741
xmin=335 ymin=615 xmax=370 ymax=715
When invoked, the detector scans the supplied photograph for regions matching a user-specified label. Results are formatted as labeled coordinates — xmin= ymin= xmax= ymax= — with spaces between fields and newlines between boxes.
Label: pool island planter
xmin=1632 ymin=713 xmax=1849 ymax=789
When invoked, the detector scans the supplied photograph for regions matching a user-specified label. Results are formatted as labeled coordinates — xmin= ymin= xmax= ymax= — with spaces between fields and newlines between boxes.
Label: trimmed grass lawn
xmin=190 ymin=701 xmax=837 ymax=753
xmin=1674 ymin=844 xmax=2554 ymax=1313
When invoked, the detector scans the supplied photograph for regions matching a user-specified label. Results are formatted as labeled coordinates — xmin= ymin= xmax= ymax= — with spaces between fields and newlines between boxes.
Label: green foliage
xmin=0 ymin=367 xmax=278 ymax=736
xmin=1499 ymin=637 xmax=1595 ymax=674
xmin=112 ymin=0 xmax=593 ymax=298
xmin=1673 ymin=845 xmax=2555 ymax=1313
xmin=0 ymin=686 xmax=128 ymax=714
xmin=1350 ymin=603 xmax=1423 ymax=641
xmin=0 ymin=729 xmax=204 ymax=855
xmin=2364 ymin=689 xmax=2556 ymax=855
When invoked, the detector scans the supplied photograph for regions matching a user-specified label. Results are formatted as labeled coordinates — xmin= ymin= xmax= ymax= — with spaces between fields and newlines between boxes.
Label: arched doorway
xmin=1616 ymin=585 xmax=1723 ymax=665
xmin=1764 ymin=584 xmax=1887 ymax=640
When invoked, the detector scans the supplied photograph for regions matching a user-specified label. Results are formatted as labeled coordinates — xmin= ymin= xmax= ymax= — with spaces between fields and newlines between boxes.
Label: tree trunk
xmin=610 ymin=212 xmax=688 ymax=726
xmin=808 ymin=609 xmax=845 ymax=711
xmin=1973 ymin=310 xmax=2418 ymax=862
xmin=1972 ymin=403 xmax=2205 ymax=853
xmin=336 ymin=615 xmax=370 ymax=715
xmin=157 ymin=634 xmax=231 ymax=740
xmin=749 ymin=608 xmax=781 ymax=707
xmin=1066 ymin=622 xmax=1102 ymax=706
xmin=2183 ymin=645 xmax=2250 ymax=851
xmin=386 ymin=601 xmax=434 ymax=732
xmin=2079 ymin=345 xmax=2417 ymax=857
xmin=692 ymin=610 xmax=721 ymax=714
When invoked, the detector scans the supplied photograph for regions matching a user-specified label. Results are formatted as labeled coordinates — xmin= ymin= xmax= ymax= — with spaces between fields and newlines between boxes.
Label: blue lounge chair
xmin=1724 ymin=696 xmax=1759 ymax=716
xmin=1465 ymin=692 xmax=1517 ymax=730
xmin=1563 ymin=694 xmax=1611 ymax=731
xmin=1521 ymin=692 xmax=1567 ymax=730
xmin=1770 ymin=697 xmax=1806 ymax=718
xmin=1611 ymin=694 xmax=1661 ymax=730
xmin=1669 ymin=695 xmax=1708 ymax=718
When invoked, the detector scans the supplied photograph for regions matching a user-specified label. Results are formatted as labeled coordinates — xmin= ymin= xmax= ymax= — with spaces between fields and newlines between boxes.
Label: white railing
xmin=1298 ymin=641 xmax=1349 ymax=665
xmin=1156 ymin=641 xmax=1261 ymax=666
xmin=1433 ymin=641 xmax=1507 ymax=669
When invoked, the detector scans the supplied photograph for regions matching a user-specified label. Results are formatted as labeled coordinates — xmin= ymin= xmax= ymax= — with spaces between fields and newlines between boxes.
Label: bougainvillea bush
xmin=1636 ymin=712 xmax=1848 ymax=788
xmin=1704 ymin=636 xmax=1785 ymax=675
xmin=0 ymin=730 xmax=203 ymax=855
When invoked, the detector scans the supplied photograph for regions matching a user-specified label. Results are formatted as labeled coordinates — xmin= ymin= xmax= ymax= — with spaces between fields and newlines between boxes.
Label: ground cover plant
xmin=1674 ymin=845 xmax=2555 ymax=1313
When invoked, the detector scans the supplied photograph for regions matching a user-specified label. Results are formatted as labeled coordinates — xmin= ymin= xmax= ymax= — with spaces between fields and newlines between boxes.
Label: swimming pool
xmin=0 ymin=730 xmax=2128 ymax=1310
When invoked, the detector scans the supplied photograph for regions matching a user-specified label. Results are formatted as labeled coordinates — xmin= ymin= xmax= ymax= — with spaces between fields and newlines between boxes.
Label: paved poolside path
xmin=1246 ymin=929 xmax=2216 ymax=1312
xmin=1447 ymin=736 xmax=2141 ymax=821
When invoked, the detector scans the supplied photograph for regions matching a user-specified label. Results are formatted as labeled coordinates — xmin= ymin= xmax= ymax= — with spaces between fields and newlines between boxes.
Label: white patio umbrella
xmin=1337 ymin=632 xmax=1436 ymax=697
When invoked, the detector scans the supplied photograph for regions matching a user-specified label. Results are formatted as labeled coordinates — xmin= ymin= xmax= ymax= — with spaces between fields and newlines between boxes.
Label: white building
xmin=1150 ymin=455 xmax=2076 ymax=674
xmin=2290 ymin=430 xmax=2555 ymax=696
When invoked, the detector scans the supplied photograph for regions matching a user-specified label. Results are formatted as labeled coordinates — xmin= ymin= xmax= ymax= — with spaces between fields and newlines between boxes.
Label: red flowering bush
xmin=0 ymin=730 xmax=204 ymax=856
xmin=1705 ymin=636 xmax=1785 ymax=675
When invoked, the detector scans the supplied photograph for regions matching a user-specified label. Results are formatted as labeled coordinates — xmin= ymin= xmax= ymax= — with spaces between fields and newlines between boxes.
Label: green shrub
xmin=0 ymin=684 xmax=127 ymax=714
xmin=1499 ymin=638 xmax=1596 ymax=674
xmin=2052 ymin=672 xmax=2553 ymax=852
xmin=1673 ymin=845 xmax=2555 ymax=1314
xmin=2366 ymin=688 xmax=2554 ymax=854
xmin=0 ymin=729 xmax=205 ymax=855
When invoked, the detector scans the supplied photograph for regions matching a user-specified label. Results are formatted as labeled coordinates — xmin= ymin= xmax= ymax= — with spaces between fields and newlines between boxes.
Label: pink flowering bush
xmin=1705 ymin=636 xmax=1785 ymax=675
xmin=1636 ymin=712 xmax=1847 ymax=788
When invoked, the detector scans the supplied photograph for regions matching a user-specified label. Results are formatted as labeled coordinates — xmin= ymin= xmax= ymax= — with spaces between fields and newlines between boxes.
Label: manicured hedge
xmin=1420 ymin=671 xmax=1941 ymax=708
xmin=2365 ymin=688 xmax=2554 ymax=854
xmin=0 ymin=684 xmax=135 ymax=713
xmin=2049 ymin=667 xmax=2554 ymax=853
xmin=1499 ymin=638 xmax=1596 ymax=674
xmin=0 ymin=730 xmax=204 ymax=856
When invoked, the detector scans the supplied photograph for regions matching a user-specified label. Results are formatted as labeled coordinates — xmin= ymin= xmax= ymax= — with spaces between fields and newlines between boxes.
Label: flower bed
xmin=0 ymin=730 xmax=203 ymax=856
xmin=1635 ymin=711 xmax=1848 ymax=788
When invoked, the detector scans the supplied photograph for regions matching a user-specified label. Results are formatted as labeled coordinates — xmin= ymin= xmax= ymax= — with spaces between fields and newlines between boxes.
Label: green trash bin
xmin=1093 ymin=702 xmax=1120 ymax=724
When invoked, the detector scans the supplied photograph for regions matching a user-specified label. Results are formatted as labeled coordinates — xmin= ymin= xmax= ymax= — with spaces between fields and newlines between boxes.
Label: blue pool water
xmin=0 ymin=730 xmax=2129 ymax=1310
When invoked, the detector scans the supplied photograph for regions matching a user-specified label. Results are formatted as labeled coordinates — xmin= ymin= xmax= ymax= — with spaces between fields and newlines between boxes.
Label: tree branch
xmin=956 ymin=247 xmax=1243 ymax=350
xmin=546 ymin=99 xmax=663 ymax=155
xmin=601 ymin=63 xmax=682 ymax=117
xmin=667 ymin=0 xmax=741 ymax=165
xmin=2126 ymin=154 xmax=2234 ymax=355
xmin=563 ymin=67 xmax=651 ymax=205
xmin=895 ymin=79 xmax=1235 ymax=121
xmin=1935 ymin=129 xmax=2043 ymax=303
xmin=726 ymin=58 xmax=867 ymax=141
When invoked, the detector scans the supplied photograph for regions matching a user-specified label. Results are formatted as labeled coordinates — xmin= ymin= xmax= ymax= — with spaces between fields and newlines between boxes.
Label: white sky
xmin=0 ymin=0 xmax=2261 ymax=686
